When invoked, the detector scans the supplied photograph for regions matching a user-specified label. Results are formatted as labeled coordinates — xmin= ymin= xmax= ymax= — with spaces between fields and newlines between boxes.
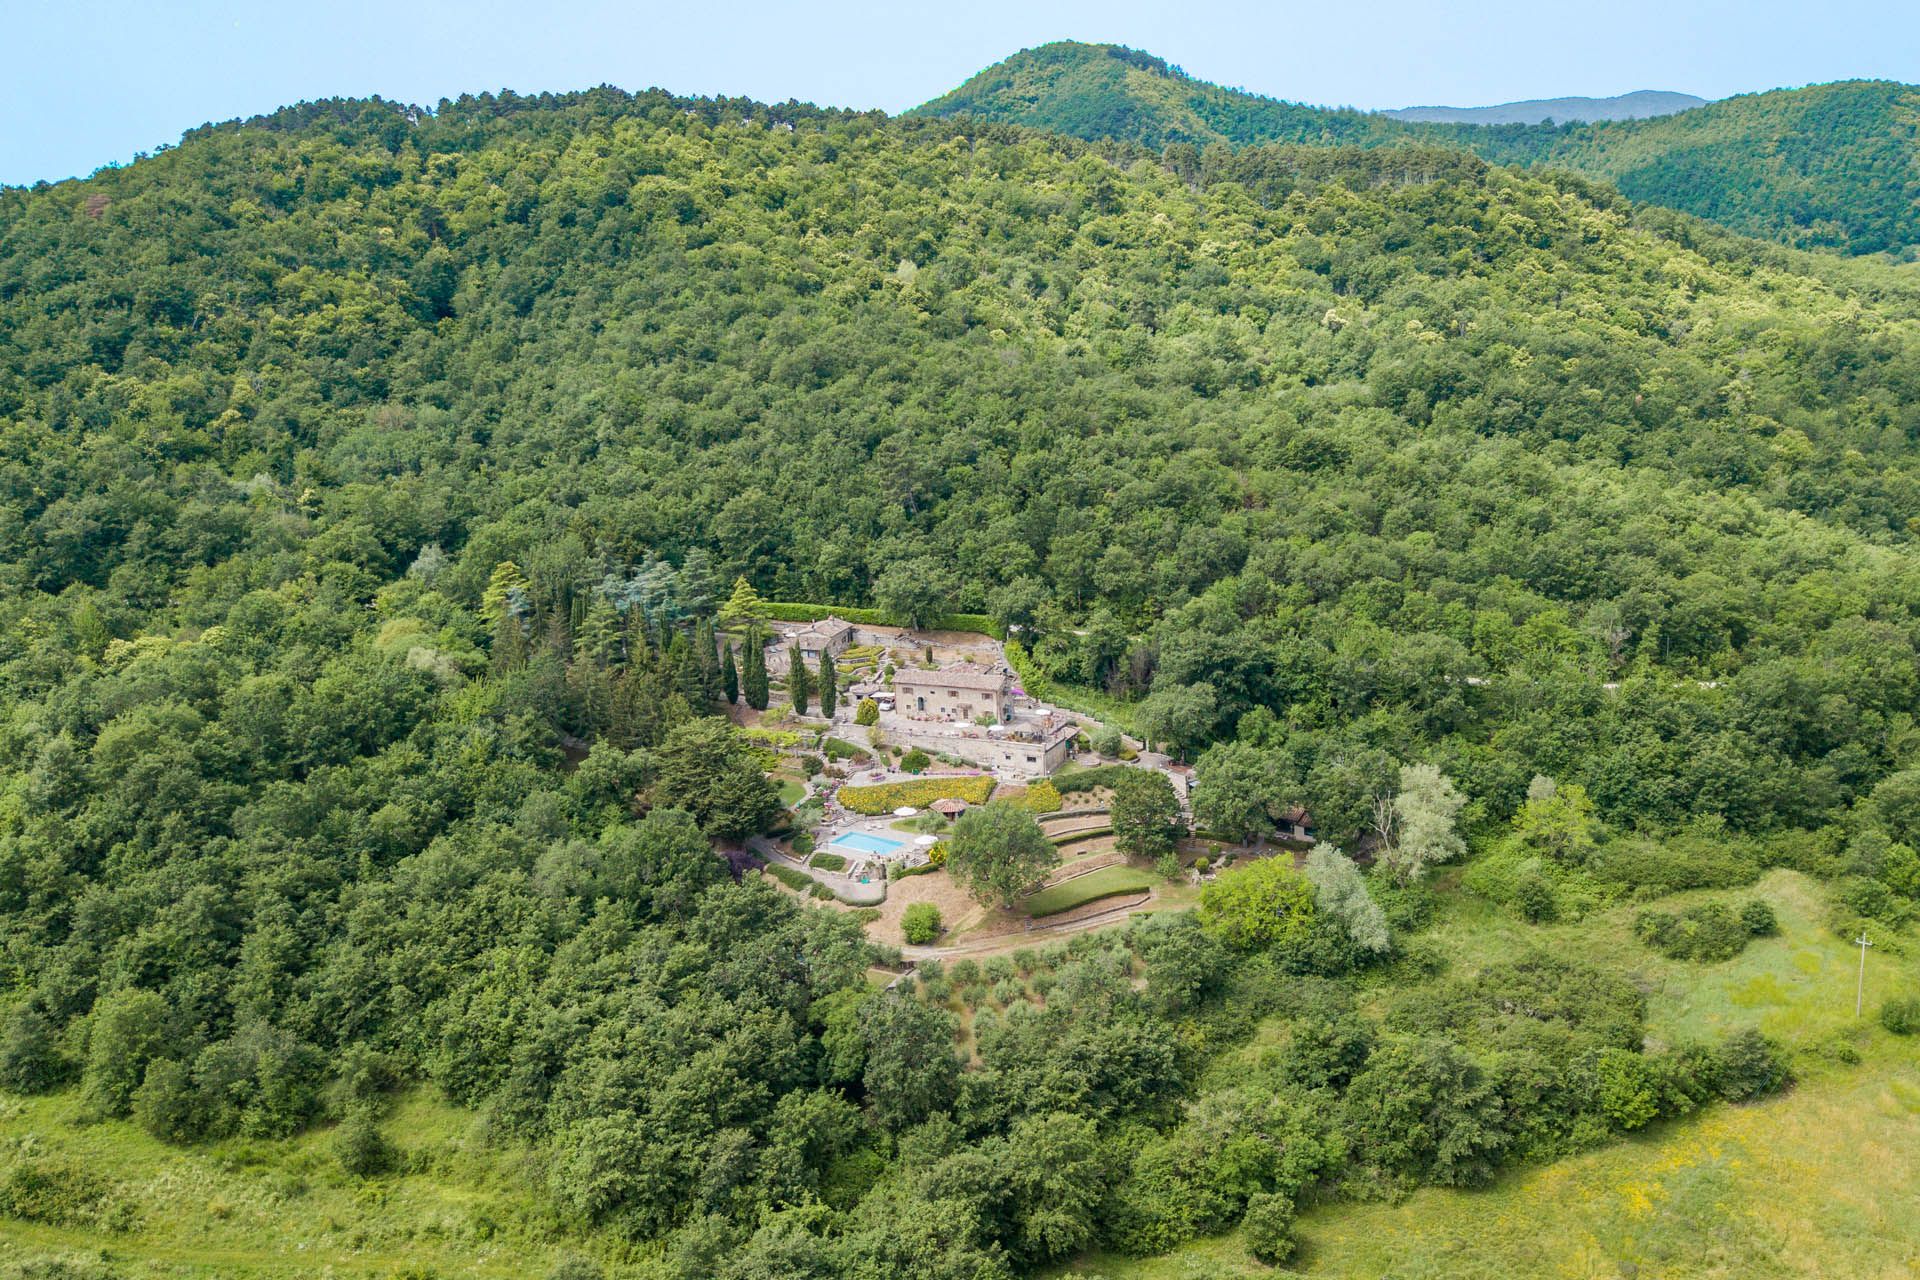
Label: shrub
xmin=797 ymin=753 xmax=825 ymax=777
xmin=1090 ymin=726 xmax=1124 ymax=758
xmin=1514 ymin=872 xmax=1557 ymax=923
xmin=991 ymin=978 xmax=1024 ymax=1006
xmin=335 ymin=1104 xmax=396 ymax=1177
xmin=901 ymin=748 xmax=931 ymax=774
xmin=1595 ymin=1048 xmax=1661 ymax=1131
xmin=0 ymin=1009 xmax=68 ymax=1094
xmin=1242 ymin=1190 xmax=1297 ymax=1265
xmin=823 ymin=736 xmax=869 ymax=761
xmin=0 ymin=1158 xmax=112 ymax=1227
xmin=838 ymin=776 xmax=995 ymax=815
xmin=790 ymin=832 xmax=815 ymax=857
xmin=1880 ymin=995 xmax=1920 ymax=1035
xmin=1016 ymin=779 xmax=1063 ymax=813
xmin=950 ymin=959 xmax=981 ymax=985
xmin=764 ymin=864 xmax=813 ymax=893
xmin=1054 ymin=764 xmax=1137 ymax=795
xmin=1714 ymin=1028 xmax=1789 ymax=1101
xmin=901 ymin=903 xmax=942 ymax=944
xmin=132 ymin=1058 xmax=207 ymax=1144
xmin=1740 ymin=899 xmax=1779 ymax=936
xmin=1635 ymin=903 xmax=1749 ymax=961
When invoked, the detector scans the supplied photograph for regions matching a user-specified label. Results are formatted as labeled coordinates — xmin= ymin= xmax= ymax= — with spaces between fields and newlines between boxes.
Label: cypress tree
xmin=722 ymin=640 xmax=740 ymax=704
xmin=744 ymin=628 xmax=770 ymax=711
xmin=790 ymin=651 xmax=813 ymax=714
xmin=669 ymin=632 xmax=705 ymax=706
xmin=695 ymin=617 xmax=724 ymax=703
xmin=818 ymin=650 xmax=838 ymax=718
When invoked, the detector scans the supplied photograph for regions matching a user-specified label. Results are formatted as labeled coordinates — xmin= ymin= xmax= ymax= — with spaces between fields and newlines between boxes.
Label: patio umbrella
xmin=893 ymin=805 xmax=917 ymax=817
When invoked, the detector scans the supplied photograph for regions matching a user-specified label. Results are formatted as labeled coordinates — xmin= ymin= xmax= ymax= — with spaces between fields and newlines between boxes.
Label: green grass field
xmin=1024 ymin=865 xmax=1157 ymax=917
xmin=1055 ymin=868 xmax=1920 ymax=1279
xmin=0 ymin=1092 xmax=586 ymax=1278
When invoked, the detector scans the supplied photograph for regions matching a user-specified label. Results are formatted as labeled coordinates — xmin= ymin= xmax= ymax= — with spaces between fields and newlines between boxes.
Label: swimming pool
xmin=833 ymin=831 xmax=906 ymax=857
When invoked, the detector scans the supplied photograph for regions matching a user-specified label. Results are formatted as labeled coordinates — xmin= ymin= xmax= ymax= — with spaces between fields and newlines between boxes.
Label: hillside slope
xmin=5 ymin=91 xmax=1920 ymax=1278
xmin=916 ymin=43 xmax=1920 ymax=254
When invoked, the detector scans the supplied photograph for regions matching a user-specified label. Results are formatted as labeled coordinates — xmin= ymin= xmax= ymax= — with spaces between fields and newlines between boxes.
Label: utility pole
xmin=1855 ymin=933 xmax=1874 ymax=1017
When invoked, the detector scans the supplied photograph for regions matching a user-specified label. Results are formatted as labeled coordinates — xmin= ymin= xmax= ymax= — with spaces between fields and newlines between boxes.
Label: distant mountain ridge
xmin=1386 ymin=90 xmax=1707 ymax=125
xmin=914 ymin=42 xmax=1920 ymax=255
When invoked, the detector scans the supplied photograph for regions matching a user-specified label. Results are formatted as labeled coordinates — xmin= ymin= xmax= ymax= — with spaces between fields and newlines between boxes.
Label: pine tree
xmin=722 ymin=640 xmax=740 ymax=704
xmin=718 ymin=575 xmax=766 ymax=623
xmin=790 ymin=650 xmax=813 ymax=714
xmin=818 ymin=650 xmax=838 ymax=718
xmin=744 ymin=627 xmax=770 ymax=711
xmin=491 ymin=606 xmax=527 ymax=674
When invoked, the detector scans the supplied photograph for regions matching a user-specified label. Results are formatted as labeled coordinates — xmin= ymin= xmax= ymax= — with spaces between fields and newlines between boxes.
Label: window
xmin=1026 ymin=755 xmax=1037 ymax=764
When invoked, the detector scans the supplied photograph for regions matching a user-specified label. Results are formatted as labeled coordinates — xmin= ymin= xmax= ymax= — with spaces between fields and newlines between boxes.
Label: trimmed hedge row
xmin=764 ymin=863 xmax=834 ymax=901
xmin=759 ymin=602 xmax=1003 ymax=639
xmin=1023 ymin=866 xmax=1156 ymax=917
xmin=1054 ymin=765 xmax=1140 ymax=795
xmin=839 ymin=776 xmax=996 ymax=815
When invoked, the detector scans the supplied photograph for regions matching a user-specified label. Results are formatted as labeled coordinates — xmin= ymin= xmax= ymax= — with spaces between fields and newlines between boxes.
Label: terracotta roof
xmin=893 ymin=663 xmax=1010 ymax=692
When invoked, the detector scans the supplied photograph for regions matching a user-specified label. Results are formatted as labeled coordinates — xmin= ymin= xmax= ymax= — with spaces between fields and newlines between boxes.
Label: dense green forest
xmin=4 ymin=87 xmax=1920 ymax=1277
xmin=916 ymin=42 xmax=1920 ymax=255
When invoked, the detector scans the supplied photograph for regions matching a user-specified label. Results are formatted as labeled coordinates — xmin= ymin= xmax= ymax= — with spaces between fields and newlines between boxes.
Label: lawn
xmin=1023 ymin=865 xmax=1157 ymax=917
xmin=776 ymin=776 xmax=806 ymax=806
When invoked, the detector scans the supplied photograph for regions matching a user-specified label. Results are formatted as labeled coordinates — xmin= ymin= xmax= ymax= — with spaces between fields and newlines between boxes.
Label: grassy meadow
xmin=0 ymin=1093 xmax=583 ymax=1278
xmin=1057 ymin=868 xmax=1920 ymax=1279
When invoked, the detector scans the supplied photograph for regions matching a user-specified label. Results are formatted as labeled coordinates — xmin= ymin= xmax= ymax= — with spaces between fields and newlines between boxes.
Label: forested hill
xmin=1384 ymin=90 xmax=1706 ymax=125
xmin=8 ymin=88 xmax=1920 ymax=1275
xmin=914 ymin=42 xmax=1920 ymax=255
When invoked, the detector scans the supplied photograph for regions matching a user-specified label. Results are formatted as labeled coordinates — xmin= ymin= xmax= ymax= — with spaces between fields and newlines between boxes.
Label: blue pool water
xmin=834 ymin=831 xmax=906 ymax=856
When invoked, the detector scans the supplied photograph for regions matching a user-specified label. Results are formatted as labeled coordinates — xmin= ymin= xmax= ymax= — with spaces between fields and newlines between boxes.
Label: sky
xmin=5 ymin=0 xmax=1918 ymax=185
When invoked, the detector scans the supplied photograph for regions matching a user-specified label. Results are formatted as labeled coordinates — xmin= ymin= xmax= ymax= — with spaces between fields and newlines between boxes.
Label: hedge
xmin=810 ymin=852 xmax=848 ymax=872
xmin=760 ymin=602 xmax=1004 ymax=639
xmin=764 ymin=863 xmax=835 ymax=901
xmin=1054 ymin=765 xmax=1140 ymax=795
xmin=1014 ymin=779 xmax=1063 ymax=814
xmin=1023 ymin=866 xmax=1156 ymax=917
xmin=839 ymin=776 xmax=996 ymax=815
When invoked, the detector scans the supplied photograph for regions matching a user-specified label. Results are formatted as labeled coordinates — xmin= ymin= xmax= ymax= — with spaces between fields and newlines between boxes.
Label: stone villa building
xmin=891 ymin=663 xmax=1012 ymax=721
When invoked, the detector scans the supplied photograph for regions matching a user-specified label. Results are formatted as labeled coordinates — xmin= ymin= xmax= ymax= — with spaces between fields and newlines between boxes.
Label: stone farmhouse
xmin=891 ymin=663 xmax=1011 ymax=721
xmin=884 ymin=661 xmax=1079 ymax=776
xmin=789 ymin=616 xmax=855 ymax=664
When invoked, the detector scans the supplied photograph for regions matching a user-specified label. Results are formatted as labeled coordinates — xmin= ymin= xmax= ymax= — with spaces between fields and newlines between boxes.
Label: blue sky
xmin=6 ymin=0 xmax=1917 ymax=185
